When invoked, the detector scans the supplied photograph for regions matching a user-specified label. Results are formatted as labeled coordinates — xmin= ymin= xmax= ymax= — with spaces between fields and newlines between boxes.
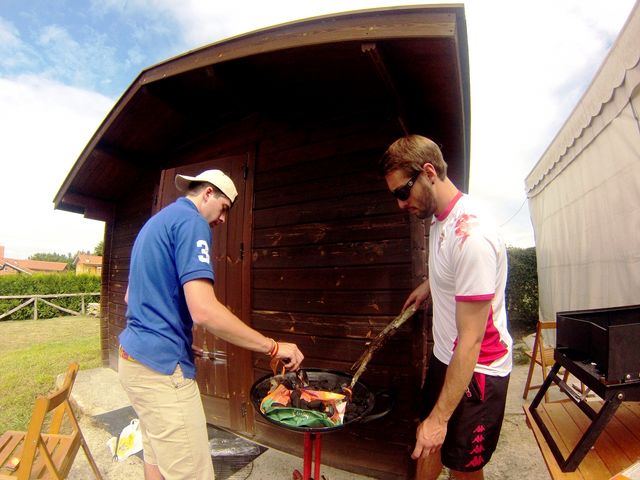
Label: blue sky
xmin=1 ymin=0 xmax=181 ymax=97
xmin=0 ymin=0 xmax=636 ymax=258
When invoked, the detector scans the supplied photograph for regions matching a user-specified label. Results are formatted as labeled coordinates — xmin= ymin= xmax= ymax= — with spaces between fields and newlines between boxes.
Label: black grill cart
xmin=528 ymin=305 xmax=640 ymax=472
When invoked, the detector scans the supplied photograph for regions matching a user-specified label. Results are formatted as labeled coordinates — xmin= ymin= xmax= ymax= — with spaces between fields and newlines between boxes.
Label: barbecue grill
xmin=250 ymin=368 xmax=392 ymax=480
xmin=529 ymin=304 xmax=640 ymax=472
xmin=556 ymin=304 xmax=640 ymax=383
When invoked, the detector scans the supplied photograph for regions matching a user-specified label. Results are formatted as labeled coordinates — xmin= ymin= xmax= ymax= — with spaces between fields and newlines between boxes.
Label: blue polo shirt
xmin=119 ymin=197 xmax=214 ymax=378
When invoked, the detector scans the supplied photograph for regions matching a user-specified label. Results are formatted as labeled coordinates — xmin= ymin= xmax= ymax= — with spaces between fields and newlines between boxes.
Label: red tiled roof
xmin=2 ymin=258 xmax=68 ymax=272
xmin=0 ymin=262 xmax=32 ymax=274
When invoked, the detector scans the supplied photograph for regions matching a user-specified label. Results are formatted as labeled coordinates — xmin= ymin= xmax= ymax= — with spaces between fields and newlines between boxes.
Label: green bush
xmin=506 ymin=247 xmax=539 ymax=336
xmin=0 ymin=273 xmax=100 ymax=321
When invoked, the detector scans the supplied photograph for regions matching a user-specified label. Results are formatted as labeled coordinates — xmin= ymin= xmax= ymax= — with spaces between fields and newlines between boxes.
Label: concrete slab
xmin=68 ymin=357 xmax=557 ymax=479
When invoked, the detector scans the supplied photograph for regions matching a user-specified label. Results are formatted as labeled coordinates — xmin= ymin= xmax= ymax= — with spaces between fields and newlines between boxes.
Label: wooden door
xmin=157 ymin=154 xmax=255 ymax=434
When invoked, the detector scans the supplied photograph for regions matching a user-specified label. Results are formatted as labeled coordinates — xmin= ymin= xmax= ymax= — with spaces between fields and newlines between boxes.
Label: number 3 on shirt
xmin=196 ymin=240 xmax=210 ymax=263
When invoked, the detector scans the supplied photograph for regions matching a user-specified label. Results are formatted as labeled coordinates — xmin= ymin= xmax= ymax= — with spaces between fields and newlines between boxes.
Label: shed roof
xmin=54 ymin=5 xmax=470 ymax=220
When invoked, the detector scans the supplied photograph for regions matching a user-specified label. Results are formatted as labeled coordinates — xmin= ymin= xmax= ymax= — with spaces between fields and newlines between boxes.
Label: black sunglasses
xmin=391 ymin=172 xmax=420 ymax=201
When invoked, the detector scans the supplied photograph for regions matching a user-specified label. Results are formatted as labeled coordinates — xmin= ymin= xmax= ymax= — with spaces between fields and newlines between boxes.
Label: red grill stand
xmin=292 ymin=432 xmax=323 ymax=480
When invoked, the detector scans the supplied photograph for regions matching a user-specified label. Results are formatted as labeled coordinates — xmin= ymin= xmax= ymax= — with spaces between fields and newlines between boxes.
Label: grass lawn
xmin=0 ymin=316 xmax=101 ymax=432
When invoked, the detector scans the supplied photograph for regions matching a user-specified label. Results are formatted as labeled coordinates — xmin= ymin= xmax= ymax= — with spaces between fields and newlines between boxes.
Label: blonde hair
xmin=378 ymin=135 xmax=447 ymax=180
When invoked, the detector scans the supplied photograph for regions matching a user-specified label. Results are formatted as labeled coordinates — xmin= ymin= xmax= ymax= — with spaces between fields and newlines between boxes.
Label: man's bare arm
xmin=184 ymin=279 xmax=304 ymax=370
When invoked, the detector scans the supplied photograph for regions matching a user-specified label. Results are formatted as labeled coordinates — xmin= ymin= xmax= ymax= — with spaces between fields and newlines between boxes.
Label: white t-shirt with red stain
xmin=429 ymin=191 xmax=512 ymax=377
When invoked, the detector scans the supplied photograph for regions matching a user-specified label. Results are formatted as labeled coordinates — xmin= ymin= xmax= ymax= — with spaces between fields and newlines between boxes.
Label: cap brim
xmin=175 ymin=174 xmax=198 ymax=192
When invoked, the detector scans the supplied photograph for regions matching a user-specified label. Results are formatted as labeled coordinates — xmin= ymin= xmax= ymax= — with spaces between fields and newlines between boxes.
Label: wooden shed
xmin=54 ymin=5 xmax=470 ymax=478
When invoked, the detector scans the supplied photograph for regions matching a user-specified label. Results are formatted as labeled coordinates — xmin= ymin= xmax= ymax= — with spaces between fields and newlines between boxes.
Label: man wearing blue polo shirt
xmin=118 ymin=169 xmax=304 ymax=480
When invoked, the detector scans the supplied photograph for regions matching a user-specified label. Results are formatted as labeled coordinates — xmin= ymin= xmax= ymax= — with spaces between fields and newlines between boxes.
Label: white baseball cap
xmin=175 ymin=169 xmax=238 ymax=204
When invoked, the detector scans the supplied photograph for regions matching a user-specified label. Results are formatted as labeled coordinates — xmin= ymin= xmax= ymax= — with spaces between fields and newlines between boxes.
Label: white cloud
xmin=0 ymin=17 xmax=36 ymax=70
xmin=32 ymin=24 xmax=119 ymax=91
xmin=0 ymin=17 xmax=20 ymax=47
xmin=1 ymin=0 xmax=635 ymax=256
xmin=2 ymin=20 xmax=121 ymax=94
xmin=464 ymin=0 xmax=634 ymax=246
xmin=93 ymin=0 xmax=635 ymax=249
xmin=0 ymin=75 xmax=114 ymax=259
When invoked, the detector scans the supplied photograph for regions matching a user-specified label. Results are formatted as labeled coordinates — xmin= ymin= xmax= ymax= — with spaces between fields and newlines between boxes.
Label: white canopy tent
xmin=525 ymin=0 xmax=640 ymax=321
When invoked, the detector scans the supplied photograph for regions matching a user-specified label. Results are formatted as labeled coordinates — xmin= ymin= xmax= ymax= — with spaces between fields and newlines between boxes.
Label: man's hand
xmin=275 ymin=342 xmax=304 ymax=371
xmin=411 ymin=415 xmax=448 ymax=460
xmin=403 ymin=279 xmax=431 ymax=312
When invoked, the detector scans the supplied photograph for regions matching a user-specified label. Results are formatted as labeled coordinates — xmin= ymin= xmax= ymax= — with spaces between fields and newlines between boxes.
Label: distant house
xmin=0 ymin=261 xmax=32 ymax=275
xmin=73 ymin=254 xmax=103 ymax=275
xmin=0 ymin=246 xmax=68 ymax=275
xmin=0 ymin=245 xmax=68 ymax=275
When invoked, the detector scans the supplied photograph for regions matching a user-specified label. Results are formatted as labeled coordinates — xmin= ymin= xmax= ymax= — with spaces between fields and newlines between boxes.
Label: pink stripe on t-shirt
xmin=436 ymin=190 xmax=463 ymax=221
xmin=477 ymin=306 xmax=508 ymax=365
xmin=452 ymin=305 xmax=508 ymax=366
xmin=456 ymin=293 xmax=494 ymax=302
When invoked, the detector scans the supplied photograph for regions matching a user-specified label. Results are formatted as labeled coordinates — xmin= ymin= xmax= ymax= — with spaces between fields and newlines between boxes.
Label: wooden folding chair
xmin=0 ymin=362 xmax=103 ymax=479
xmin=522 ymin=320 xmax=569 ymax=402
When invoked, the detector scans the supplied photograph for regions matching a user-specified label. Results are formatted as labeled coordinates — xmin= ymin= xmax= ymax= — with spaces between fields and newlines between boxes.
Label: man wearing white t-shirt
xmin=379 ymin=135 xmax=512 ymax=480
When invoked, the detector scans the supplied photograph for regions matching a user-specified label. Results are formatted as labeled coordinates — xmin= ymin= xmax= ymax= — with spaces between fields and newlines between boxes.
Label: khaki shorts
xmin=118 ymin=352 xmax=215 ymax=480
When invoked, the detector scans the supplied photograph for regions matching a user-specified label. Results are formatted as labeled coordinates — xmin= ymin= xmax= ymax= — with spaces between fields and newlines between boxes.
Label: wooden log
xmin=39 ymin=298 xmax=80 ymax=316
xmin=0 ymin=293 xmax=99 ymax=300
xmin=0 ymin=298 xmax=35 ymax=321
xmin=350 ymin=305 xmax=417 ymax=388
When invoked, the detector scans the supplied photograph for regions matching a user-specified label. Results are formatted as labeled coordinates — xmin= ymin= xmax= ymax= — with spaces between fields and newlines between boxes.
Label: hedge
xmin=506 ymin=246 xmax=539 ymax=335
xmin=0 ymin=273 xmax=100 ymax=321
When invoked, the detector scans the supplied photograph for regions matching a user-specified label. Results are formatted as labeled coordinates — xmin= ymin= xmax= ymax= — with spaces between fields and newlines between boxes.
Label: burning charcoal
xmin=290 ymin=389 xmax=302 ymax=408
xmin=316 ymin=380 xmax=330 ymax=390
xmin=254 ymin=369 xmax=383 ymax=430
xmin=325 ymin=404 xmax=335 ymax=417
xmin=345 ymin=401 xmax=367 ymax=422
xmin=307 ymin=400 xmax=324 ymax=411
